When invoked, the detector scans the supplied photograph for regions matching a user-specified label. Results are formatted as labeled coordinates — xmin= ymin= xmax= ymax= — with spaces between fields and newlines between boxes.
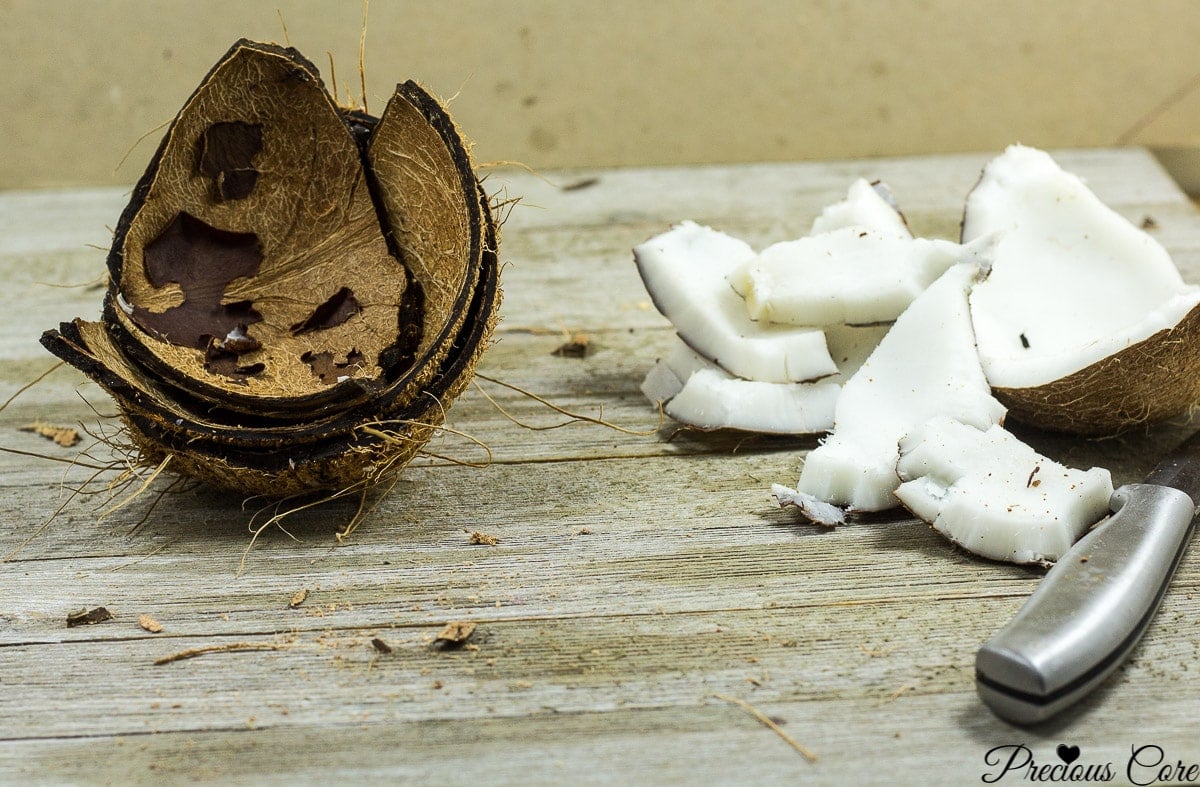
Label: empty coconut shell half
xmin=42 ymin=40 xmax=501 ymax=498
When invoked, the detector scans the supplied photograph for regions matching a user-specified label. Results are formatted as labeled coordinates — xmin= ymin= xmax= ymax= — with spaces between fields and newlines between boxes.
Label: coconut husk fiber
xmin=41 ymin=39 xmax=501 ymax=498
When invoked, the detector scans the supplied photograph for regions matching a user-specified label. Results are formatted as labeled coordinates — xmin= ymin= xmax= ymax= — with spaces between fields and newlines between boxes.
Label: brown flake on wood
xmin=20 ymin=421 xmax=81 ymax=447
xmin=67 ymin=607 xmax=113 ymax=627
xmin=434 ymin=621 xmax=477 ymax=649
xmin=371 ymin=637 xmax=393 ymax=654
xmin=552 ymin=333 xmax=590 ymax=358
xmin=288 ymin=589 xmax=309 ymax=608
xmin=467 ymin=530 xmax=499 ymax=546
xmin=138 ymin=614 xmax=164 ymax=633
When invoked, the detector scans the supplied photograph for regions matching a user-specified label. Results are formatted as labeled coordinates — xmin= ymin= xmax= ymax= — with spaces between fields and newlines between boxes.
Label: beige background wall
xmin=4 ymin=0 xmax=1200 ymax=190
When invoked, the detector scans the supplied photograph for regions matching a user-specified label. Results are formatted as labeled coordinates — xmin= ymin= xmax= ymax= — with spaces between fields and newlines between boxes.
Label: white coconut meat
xmin=642 ymin=325 xmax=889 ymax=434
xmin=792 ymin=262 xmax=1007 ymax=512
xmin=772 ymin=485 xmax=846 ymax=526
xmin=809 ymin=178 xmax=911 ymax=237
xmin=964 ymin=144 xmax=1200 ymax=390
xmin=895 ymin=417 xmax=1114 ymax=564
xmin=647 ymin=352 xmax=840 ymax=434
xmin=634 ymin=221 xmax=837 ymax=383
xmin=728 ymin=229 xmax=995 ymax=326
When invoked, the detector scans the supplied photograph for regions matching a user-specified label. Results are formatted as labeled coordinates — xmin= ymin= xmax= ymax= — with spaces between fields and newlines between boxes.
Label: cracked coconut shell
xmin=41 ymin=40 xmax=500 ymax=497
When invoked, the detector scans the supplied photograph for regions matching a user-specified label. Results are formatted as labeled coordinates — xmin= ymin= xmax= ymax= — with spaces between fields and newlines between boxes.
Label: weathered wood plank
xmin=4 ymin=149 xmax=1200 ymax=784
xmin=3 ymin=588 xmax=1200 ymax=784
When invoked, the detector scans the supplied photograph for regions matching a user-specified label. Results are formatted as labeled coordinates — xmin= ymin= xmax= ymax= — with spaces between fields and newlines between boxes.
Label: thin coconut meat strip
xmin=641 ymin=324 xmax=888 ymax=434
xmin=788 ymin=262 xmax=1007 ymax=512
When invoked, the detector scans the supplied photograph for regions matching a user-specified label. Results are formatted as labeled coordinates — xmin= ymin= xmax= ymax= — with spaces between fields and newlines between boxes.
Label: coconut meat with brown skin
xmin=727 ymin=229 xmax=996 ymax=326
xmin=895 ymin=417 xmax=1113 ymax=564
xmin=790 ymin=262 xmax=1007 ymax=512
xmin=965 ymin=145 xmax=1200 ymax=391
xmin=642 ymin=324 xmax=887 ymax=434
xmin=634 ymin=221 xmax=836 ymax=383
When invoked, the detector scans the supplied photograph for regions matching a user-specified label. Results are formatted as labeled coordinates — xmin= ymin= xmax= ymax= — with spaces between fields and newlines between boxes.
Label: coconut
xmin=809 ymin=178 xmax=911 ymax=237
xmin=895 ymin=417 xmax=1113 ymax=564
xmin=642 ymin=325 xmax=887 ymax=433
xmin=771 ymin=485 xmax=847 ymax=526
xmin=633 ymin=221 xmax=836 ymax=383
xmin=791 ymin=263 xmax=1007 ymax=511
xmin=727 ymin=229 xmax=995 ymax=326
xmin=40 ymin=40 xmax=500 ymax=498
xmin=963 ymin=144 xmax=1200 ymax=434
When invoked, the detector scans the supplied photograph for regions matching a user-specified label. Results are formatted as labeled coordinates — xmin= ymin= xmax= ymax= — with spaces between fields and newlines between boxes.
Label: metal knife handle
xmin=976 ymin=483 xmax=1197 ymax=725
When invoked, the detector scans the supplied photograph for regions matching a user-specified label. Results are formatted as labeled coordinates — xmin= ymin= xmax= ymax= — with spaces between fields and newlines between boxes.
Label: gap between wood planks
xmin=0 ymin=588 xmax=1038 ymax=652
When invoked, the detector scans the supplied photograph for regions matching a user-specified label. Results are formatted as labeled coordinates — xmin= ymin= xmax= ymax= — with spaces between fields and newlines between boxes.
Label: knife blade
xmin=976 ymin=430 xmax=1200 ymax=725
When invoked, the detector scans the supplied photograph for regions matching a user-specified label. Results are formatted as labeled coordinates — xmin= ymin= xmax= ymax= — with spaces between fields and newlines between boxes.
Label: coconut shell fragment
xmin=41 ymin=40 xmax=500 ymax=498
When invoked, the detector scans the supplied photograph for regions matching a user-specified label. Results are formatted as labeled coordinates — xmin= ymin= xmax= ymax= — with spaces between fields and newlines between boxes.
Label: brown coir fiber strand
xmin=41 ymin=39 xmax=501 ymax=499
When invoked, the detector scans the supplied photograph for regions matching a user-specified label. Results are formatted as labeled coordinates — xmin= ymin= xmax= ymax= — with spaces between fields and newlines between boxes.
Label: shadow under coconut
xmin=659 ymin=425 xmax=822 ymax=457
xmin=1005 ymin=414 xmax=1200 ymax=489
xmin=95 ymin=472 xmax=390 ymax=569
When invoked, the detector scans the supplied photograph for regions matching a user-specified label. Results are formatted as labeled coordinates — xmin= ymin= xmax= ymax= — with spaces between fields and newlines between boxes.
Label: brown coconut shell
xmin=992 ymin=301 xmax=1200 ymax=436
xmin=41 ymin=40 xmax=501 ymax=498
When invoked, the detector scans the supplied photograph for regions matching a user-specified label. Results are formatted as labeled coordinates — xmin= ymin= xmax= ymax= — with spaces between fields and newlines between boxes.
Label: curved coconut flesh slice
xmin=895 ymin=417 xmax=1113 ymax=564
xmin=793 ymin=263 xmax=1007 ymax=511
xmin=633 ymin=221 xmax=836 ymax=383
xmin=642 ymin=325 xmax=888 ymax=433
xmin=728 ymin=229 xmax=994 ymax=326
xmin=810 ymin=178 xmax=911 ymax=238
xmin=641 ymin=337 xmax=839 ymax=434
xmin=963 ymin=144 xmax=1200 ymax=433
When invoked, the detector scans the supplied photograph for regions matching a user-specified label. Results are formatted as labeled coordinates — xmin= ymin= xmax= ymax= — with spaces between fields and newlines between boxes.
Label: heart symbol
xmin=1056 ymin=744 xmax=1081 ymax=764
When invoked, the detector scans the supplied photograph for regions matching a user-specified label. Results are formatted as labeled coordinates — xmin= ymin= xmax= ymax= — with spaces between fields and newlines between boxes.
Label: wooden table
xmin=3 ymin=149 xmax=1200 ymax=784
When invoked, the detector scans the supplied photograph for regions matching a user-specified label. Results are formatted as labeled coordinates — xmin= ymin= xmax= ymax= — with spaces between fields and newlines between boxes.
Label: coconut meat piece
xmin=791 ymin=262 xmax=1007 ymax=512
xmin=772 ymin=485 xmax=847 ymax=526
xmin=810 ymin=178 xmax=911 ymax=238
xmin=642 ymin=325 xmax=888 ymax=434
xmin=728 ymin=229 xmax=995 ymax=326
xmin=895 ymin=417 xmax=1114 ymax=564
xmin=640 ymin=339 xmax=841 ymax=434
xmin=634 ymin=221 xmax=836 ymax=383
xmin=964 ymin=144 xmax=1200 ymax=389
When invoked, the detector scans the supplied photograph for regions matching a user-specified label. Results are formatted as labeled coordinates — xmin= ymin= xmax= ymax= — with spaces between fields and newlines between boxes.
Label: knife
xmin=976 ymin=431 xmax=1200 ymax=725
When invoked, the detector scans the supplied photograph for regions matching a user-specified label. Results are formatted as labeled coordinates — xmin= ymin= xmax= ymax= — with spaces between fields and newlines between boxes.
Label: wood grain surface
xmin=2 ymin=149 xmax=1199 ymax=785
